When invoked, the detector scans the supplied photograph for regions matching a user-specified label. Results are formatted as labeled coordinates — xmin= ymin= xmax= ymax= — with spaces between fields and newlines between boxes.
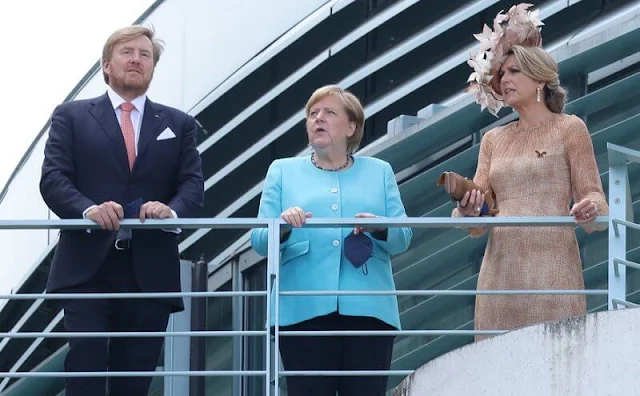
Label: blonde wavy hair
xmin=509 ymin=45 xmax=567 ymax=113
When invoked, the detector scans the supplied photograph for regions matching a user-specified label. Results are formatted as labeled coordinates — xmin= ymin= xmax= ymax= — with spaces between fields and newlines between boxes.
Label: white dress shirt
xmin=107 ymin=87 xmax=147 ymax=155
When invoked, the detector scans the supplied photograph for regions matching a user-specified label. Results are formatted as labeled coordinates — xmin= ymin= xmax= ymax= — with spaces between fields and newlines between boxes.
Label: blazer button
xmin=333 ymin=240 xmax=340 ymax=247
xmin=331 ymin=204 xmax=338 ymax=211
xmin=330 ymin=187 xmax=338 ymax=193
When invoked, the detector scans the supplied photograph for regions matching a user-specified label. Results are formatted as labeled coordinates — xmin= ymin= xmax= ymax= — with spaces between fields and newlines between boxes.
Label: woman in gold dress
xmin=455 ymin=4 xmax=609 ymax=340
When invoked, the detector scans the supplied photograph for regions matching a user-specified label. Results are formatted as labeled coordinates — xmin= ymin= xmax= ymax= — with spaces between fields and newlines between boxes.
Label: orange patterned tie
xmin=120 ymin=102 xmax=136 ymax=170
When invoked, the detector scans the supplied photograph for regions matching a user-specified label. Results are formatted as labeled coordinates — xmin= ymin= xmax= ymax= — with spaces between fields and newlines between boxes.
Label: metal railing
xmin=0 ymin=143 xmax=637 ymax=396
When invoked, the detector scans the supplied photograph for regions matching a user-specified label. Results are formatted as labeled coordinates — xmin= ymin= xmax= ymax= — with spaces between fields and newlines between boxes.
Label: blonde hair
xmin=509 ymin=45 xmax=567 ymax=113
xmin=101 ymin=26 xmax=164 ymax=84
xmin=305 ymin=85 xmax=365 ymax=154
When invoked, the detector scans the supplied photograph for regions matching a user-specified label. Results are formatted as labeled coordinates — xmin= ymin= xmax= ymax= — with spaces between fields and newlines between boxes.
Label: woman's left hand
xmin=353 ymin=212 xmax=384 ymax=234
xmin=570 ymin=198 xmax=598 ymax=224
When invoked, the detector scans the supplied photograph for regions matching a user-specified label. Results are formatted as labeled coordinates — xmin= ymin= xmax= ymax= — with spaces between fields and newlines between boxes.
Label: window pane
xmin=245 ymin=261 xmax=267 ymax=396
xmin=206 ymin=281 xmax=233 ymax=395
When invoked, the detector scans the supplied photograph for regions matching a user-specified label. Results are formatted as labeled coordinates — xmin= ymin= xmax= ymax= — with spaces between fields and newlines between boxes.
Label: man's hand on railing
xmin=139 ymin=201 xmax=175 ymax=221
xmin=86 ymin=201 xmax=124 ymax=230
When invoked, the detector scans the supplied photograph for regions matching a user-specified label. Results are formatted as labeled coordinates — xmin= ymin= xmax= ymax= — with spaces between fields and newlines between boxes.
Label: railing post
xmin=266 ymin=219 xmax=282 ymax=396
xmin=231 ymin=259 xmax=243 ymax=396
xmin=608 ymin=159 xmax=630 ymax=309
xmin=190 ymin=255 xmax=208 ymax=395
xmin=164 ymin=260 xmax=193 ymax=396
xmin=265 ymin=219 xmax=274 ymax=396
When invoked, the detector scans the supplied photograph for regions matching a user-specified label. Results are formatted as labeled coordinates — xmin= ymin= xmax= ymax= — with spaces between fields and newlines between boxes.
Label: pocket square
xmin=157 ymin=127 xmax=176 ymax=141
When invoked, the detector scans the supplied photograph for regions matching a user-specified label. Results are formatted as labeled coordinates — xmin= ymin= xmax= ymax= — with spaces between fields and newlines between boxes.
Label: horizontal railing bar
xmin=280 ymin=370 xmax=413 ymax=376
xmin=0 ymin=289 xmax=606 ymax=300
xmin=280 ymin=216 xmax=608 ymax=228
xmin=0 ymin=216 xmax=608 ymax=231
xmin=612 ymin=298 xmax=640 ymax=309
xmin=280 ymin=330 xmax=505 ymax=336
xmin=613 ymin=258 xmax=640 ymax=271
xmin=0 ymin=329 xmax=506 ymax=339
xmin=0 ymin=330 xmax=268 ymax=339
xmin=0 ymin=291 xmax=267 ymax=300
xmin=611 ymin=219 xmax=640 ymax=232
xmin=280 ymin=289 xmax=608 ymax=296
xmin=0 ymin=218 xmax=270 ymax=230
xmin=0 ymin=370 xmax=267 ymax=378
xmin=608 ymin=142 xmax=640 ymax=165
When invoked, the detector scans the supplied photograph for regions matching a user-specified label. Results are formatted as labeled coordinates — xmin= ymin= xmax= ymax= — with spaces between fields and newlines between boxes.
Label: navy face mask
xmin=124 ymin=197 xmax=144 ymax=218
xmin=343 ymin=232 xmax=373 ymax=275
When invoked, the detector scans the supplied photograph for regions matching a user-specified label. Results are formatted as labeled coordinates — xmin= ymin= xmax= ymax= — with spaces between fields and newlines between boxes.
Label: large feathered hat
xmin=466 ymin=3 xmax=544 ymax=116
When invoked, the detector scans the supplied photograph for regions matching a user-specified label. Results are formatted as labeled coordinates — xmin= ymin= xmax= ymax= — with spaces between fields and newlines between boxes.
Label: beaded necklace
xmin=311 ymin=152 xmax=352 ymax=171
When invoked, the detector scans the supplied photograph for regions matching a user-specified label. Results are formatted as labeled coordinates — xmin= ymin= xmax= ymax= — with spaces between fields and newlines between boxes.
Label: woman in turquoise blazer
xmin=251 ymin=85 xmax=412 ymax=396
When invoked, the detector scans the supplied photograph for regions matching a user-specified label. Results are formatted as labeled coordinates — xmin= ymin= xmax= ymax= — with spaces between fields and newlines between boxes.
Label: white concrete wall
xmin=0 ymin=137 xmax=51 ymax=295
xmin=394 ymin=309 xmax=640 ymax=396
xmin=0 ymin=0 xmax=332 ymax=295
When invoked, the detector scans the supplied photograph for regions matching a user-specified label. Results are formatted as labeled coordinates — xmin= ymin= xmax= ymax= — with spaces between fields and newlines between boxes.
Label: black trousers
xmin=59 ymin=249 xmax=172 ymax=396
xmin=278 ymin=312 xmax=395 ymax=396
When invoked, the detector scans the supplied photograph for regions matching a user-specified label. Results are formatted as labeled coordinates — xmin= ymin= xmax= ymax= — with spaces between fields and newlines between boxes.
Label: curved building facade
xmin=1 ymin=0 xmax=639 ymax=395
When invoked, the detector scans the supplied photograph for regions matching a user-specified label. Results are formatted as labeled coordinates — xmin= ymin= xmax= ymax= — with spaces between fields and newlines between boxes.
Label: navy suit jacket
xmin=40 ymin=93 xmax=204 ymax=311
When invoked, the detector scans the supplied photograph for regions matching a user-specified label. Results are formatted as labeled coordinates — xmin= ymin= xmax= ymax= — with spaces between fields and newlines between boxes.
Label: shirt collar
xmin=107 ymin=87 xmax=147 ymax=114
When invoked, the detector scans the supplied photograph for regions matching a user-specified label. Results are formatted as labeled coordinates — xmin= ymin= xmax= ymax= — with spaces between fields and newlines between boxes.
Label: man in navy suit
xmin=39 ymin=25 xmax=204 ymax=396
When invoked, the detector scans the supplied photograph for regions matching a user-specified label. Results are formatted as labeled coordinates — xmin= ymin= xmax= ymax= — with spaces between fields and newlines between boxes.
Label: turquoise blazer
xmin=251 ymin=155 xmax=413 ymax=329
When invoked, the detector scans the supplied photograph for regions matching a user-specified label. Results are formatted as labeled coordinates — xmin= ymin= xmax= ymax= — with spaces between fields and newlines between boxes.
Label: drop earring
xmin=536 ymin=87 xmax=541 ymax=102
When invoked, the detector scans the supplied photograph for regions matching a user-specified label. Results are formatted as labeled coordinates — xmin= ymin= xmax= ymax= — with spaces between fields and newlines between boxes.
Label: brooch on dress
xmin=535 ymin=150 xmax=547 ymax=158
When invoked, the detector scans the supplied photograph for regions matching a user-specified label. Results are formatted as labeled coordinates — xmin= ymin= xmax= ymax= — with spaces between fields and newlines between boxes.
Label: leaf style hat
xmin=466 ymin=3 xmax=544 ymax=116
